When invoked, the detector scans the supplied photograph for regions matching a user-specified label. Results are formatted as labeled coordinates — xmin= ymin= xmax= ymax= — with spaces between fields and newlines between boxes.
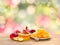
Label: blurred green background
xmin=0 ymin=0 xmax=60 ymax=34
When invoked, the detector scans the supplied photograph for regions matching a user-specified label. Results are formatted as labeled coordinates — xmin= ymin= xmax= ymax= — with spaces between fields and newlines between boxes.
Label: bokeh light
xmin=26 ymin=5 xmax=36 ymax=15
xmin=35 ymin=15 xmax=51 ymax=28
xmin=0 ymin=0 xmax=60 ymax=34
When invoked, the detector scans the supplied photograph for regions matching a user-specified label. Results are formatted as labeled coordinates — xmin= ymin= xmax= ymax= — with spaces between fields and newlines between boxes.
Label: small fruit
xmin=10 ymin=33 xmax=18 ymax=39
xmin=23 ymin=26 xmax=30 ymax=34
xmin=23 ymin=30 xmax=29 ymax=34
xmin=14 ymin=30 xmax=20 ymax=33
xmin=26 ymin=26 xmax=29 ymax=30
xmin=29 ymin=29 xmax=36 ymax=33
xmin=12 ymin=30 xmax=20 ymax=37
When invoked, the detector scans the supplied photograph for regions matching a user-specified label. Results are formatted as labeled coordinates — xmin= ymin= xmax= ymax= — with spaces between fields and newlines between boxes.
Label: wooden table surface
xmin=0 ymin=34 xmax=60 ymax=45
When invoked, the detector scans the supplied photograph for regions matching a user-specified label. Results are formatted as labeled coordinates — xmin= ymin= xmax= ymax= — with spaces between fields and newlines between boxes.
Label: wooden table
xmin=0 ymin=34 xmax=60 ymax=45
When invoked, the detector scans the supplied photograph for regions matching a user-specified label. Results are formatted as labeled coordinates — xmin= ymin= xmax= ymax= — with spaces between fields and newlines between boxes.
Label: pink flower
xmin=0 ymin=25 xmax=5 ymax=33
xmin=56 ymin=13 xmax=60 ymax=23
xmin=36 ymin=15 xmax=51 ymax=27
xmin=4 ymin=18 xmax=22 ymax=34
xmin=6 ymin=0 xmax=20 ymax=7
xmin=13 ymin=24 xmax=22 ymax=32
xmin=6 ymin=0 xmax=13 ymax=7
xmin=57 ymin=15 xmax=60 ymax=20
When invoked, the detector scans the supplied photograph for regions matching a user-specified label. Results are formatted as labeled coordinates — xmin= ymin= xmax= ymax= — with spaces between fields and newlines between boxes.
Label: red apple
xmin=10 ymin=30 xmax=20 ymax=39
xmin=10 ymin=33 xmax=18 ymax=39
xmin=29 ymin=29 xmax=36 ymax=33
